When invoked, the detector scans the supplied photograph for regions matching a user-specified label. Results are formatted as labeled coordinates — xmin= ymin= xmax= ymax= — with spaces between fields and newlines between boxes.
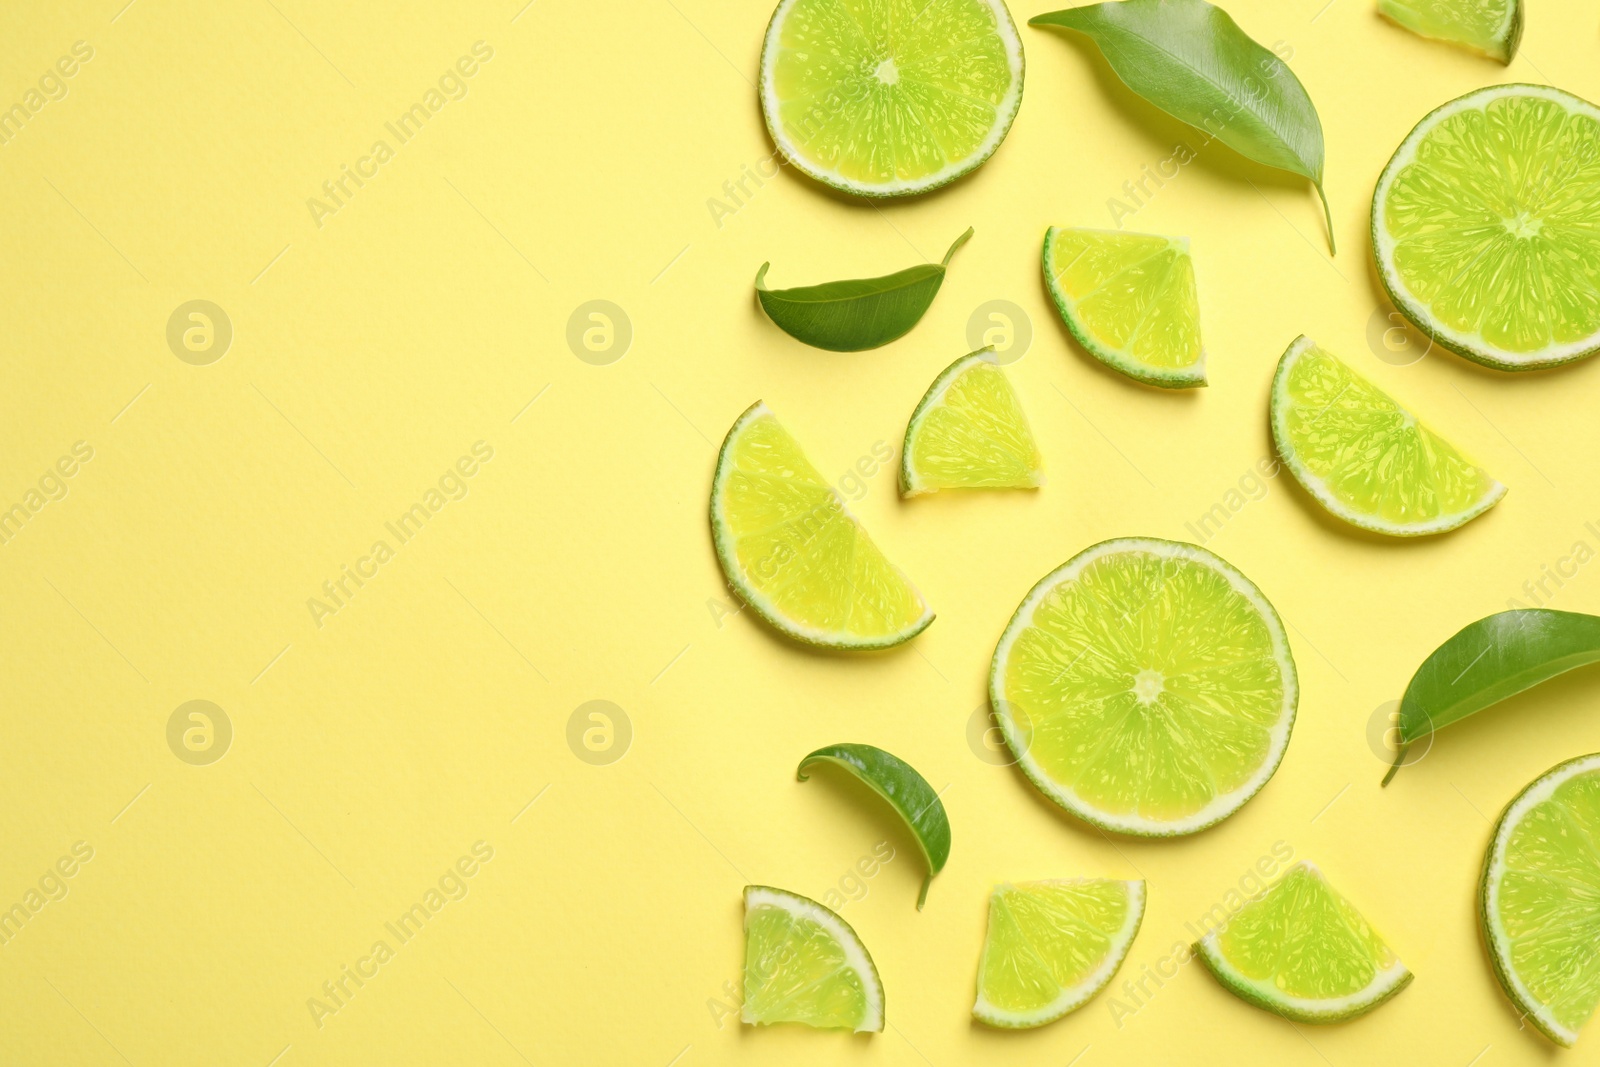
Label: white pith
xmin=989 ymin=538 xmax=1297 ymax=836
xmin=972 ymin=879 xmax=1146 ymax=1027
xmin=1270 ymin=335 xmax=1506 ymax=536
xmin=758 ymin=0 xmax=1025 ymax=197
xmin=1373 ymin=84 xmax=1600 ymax=368
xmin=744 ymin=885 xmax=884 ymax=1032
xmin=1481 ymin=753 xmax=1600 ymax=1047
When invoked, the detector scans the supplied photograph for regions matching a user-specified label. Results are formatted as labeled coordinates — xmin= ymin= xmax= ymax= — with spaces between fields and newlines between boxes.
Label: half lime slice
xmin=1378 ymin=0 xmax=1522 ymax=61
xmin=900 ymin=349 xmax=1042 ymax=496
xmin=743 ymin=885 xmax=884 ymax=1032
xmin=1042 ymin=226 xmax=1205 ymax=388
xmin=1481 ymin=753 xmax=1600 ymax=1047
xmin=1195 ymin=861 xmax=1412 ymax=1023
xmin=1374 ymin=84 xmax=1600 ymax=369
xmin=973 ymin=879 xmax=1145 ymax=1028
xmin=1271 ymin=336 xmax=1505 ymax=536
xmin=989 ymin=538 xmax=1297 ymax=836
xmin=758 ymin=0 xmax=1024 ymax=197
xmin=711 ymin=402 xmax=933 ymax=649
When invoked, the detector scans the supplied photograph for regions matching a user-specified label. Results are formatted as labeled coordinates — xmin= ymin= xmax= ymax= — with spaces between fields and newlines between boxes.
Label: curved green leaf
xmin=1030 ymin=0 xmax=1334 ymax=252
xmin=797 ymin=743 xmax=950 ymax=909
xmin=756 ymin=228 xmax=972 ymax=351
xmin=1384 ymin=609 xmax=1600 ymax=784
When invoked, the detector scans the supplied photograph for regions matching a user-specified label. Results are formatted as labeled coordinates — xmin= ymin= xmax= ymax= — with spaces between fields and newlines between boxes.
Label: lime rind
xmin=1377 ymin=0 xmax=1522 ymax=62
xmin=743 ymin=885 xmax=885 ymax=1032
xmin=1194 ymin=863 xmax=1412 ymax=1023
xmin=1041 ymin=226 xmax=1207 ymax=389
xmin=972 ymin=879 xmax=1146 ymax=1028
xmin=1480 ymin=752 xmax=1600 ymax=1047
xmin=1372 ymin=83 xmax=1600 ymax=370
xmin=989 ymin=537 xmax=1298 ymax=837
xmin=757 ymin=0 xmax=1025 ymax=198
xmin=899 ymin=348 xmax=1043 ymax=497
xmin=1270 ymin=335 xmax=1506 ymax=536
xmin=710 ymin=401 xmax=934 ymax=650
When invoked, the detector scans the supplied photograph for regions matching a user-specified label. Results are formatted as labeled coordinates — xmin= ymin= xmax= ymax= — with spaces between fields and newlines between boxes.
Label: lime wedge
xmin=743 ymin=885 xmax=884 ymax=1032
xmin=973 ymin=879 xmax=1145 ymax=1028
xmin=989 ymin=538 xmax=1296 ymax=836
xmin=1481 ymin=753 xmax=1600 ymax=1047
xmin=1270 ymin=336 xmax=1505 ymax=536
xmin=1378 ymin=0 xmax=1522 ymax=62
xmin=1042 ymin=226 xmax=1205 ymax=388
xmin=1195 ymin=861 xmax=1412 ymax=1023
xmin=758 ymin=0 xmax=1024 ymax=197
xmin=1373 ymin=84 xmax=1600 ymax=369
xmin=711 ymin=402 xmax=933 ymax=650
xmin=900 ymin=349 xmax=1042 ymax=497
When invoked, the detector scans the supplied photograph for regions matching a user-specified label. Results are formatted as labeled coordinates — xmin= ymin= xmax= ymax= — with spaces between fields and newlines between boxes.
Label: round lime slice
xmin=1270 ymin=335 xmax=1505 ymax=536
xmin=1378 ymin=0 xmax=1522 ymax=62
xmin=989 ymin=538 xmax=1297 ymax=836
xmin=1481 ymin=753 xmax=1600 ymax=1047
xmin=973 ymin=879 xmax=1145 ymax=1028
xmin=1373 ymin=84 xmax=1600 ymax=370
xmin=1042 ymin=226 xmax=1205 ymax=388
xmin=900 ymin=348 xmax=1042 ymax=496
xmin=711 ymin=402 xmax=933 ymax=650
xmin=742 ymin=885 xmax=884 ymax=1032
xmin=758 ymin=0 xmax=1024 ymax=197
xmin=1195 ymin=861 xmax=1412 ymax=1023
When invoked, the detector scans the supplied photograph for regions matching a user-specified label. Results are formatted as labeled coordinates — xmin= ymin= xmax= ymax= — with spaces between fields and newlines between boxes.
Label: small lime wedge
xmin=900 ymin=349 xmax=1042 ymax=497
xmin=1378 ymin=0 xmax=1522 ymax=62
xmin=1481 ymin=753 xmax=1600 ymax=1046
xmin=1042 ymin=226 xmax=1205 ymax=388
xmin=711 ymin=402 xmax=933 ymax=650
xmin=973 ymin=879 xmax=1145 ymax=1028
xmin=798 ymin=743 xmax=950 ymax=908
xmin=1195 ymin=861 xmax=1412 ymax=1023
xmin=1270 ymin=336 xmax=1505 ymax=536
xmin=743 ymin=885 xmax=884 ymax=1032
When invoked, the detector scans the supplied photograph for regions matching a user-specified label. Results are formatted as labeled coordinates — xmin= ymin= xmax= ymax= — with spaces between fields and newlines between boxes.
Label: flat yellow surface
xmin=2 ymin=1 xmax=1599 ymax=1063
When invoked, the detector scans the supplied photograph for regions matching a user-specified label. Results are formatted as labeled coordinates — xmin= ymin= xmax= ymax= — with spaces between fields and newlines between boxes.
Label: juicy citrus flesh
xmin=1378 ymin=0 xmax=1519 ymax=60
xmin=1482 ymin=755 xmax=1600 ymax=1046
xmin=902 ymin=350 xmax=1042 ymax=495
xmin=760 ymin=0 xmax=1023 ymax=195
xmin=1375 ymin=85 xmax=1600 ymax=367
xmin=1272 ymin=337 xmax=1504 ymax=535
xmin=712 ymin=404 xmax=931 ymax=649
xmin=1043 ymin=227 xmax=1204 ymax=386
xmin=1197 ymin=862 xmax=1411 ymax=1022
xmin=743 ymin=886 xmax=884 ymax=1032
xmin=974 ymin=879 xmax=1145 ymax=1027
xmin=991 ymin=539 xmax=1296 ymax=835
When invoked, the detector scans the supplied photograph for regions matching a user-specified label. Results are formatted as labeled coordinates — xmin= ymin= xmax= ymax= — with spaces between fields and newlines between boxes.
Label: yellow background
xmin=2 ymin=0 xmax=1599 ymax=1063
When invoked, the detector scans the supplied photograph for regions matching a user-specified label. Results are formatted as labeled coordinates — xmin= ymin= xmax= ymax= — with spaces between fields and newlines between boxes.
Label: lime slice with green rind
xmin=758 ymin=0 xmax=1024 ymax=197
xmin=1373 ymin=84 xmax=1600 ymax=370
xmin=973 ymin=879 xmax=1145 ymax=1028
xmin=743 ymin=885 xmax=885 ymax=1032
xmin=989 ymin=537 xmax=1297 ymax=836
xmin=1378 ymin=0 xmax=1522 ymax=62
xmin=1195 ymin=861 xmax=1412 ymax=1023
xmin=1270 ymin=336 xmax=1505 ymax=536
xmin=1481 ymin=752 xmax=1600 ymax=1047
xmin=900 ymin=348 xmax=1042 ymax=496
xmin=711 ymin=402 xmax=933 ymax=650
xmin=798 ymin=743 xmax=950 ymax=908
xmin=1042 ymin=226 xmax=1205 ymax=388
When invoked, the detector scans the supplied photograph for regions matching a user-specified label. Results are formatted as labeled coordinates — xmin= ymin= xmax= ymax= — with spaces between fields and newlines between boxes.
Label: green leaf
xmin=755 ymin=228 xmax=972 ymax=352
xmin=1030 ymin=0 xmax=1334 ymax=253
xmin=1384 ymin=609 xmax=1600 ymax=784
xmin=797 ymin=743 xmax=950 ymax=909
